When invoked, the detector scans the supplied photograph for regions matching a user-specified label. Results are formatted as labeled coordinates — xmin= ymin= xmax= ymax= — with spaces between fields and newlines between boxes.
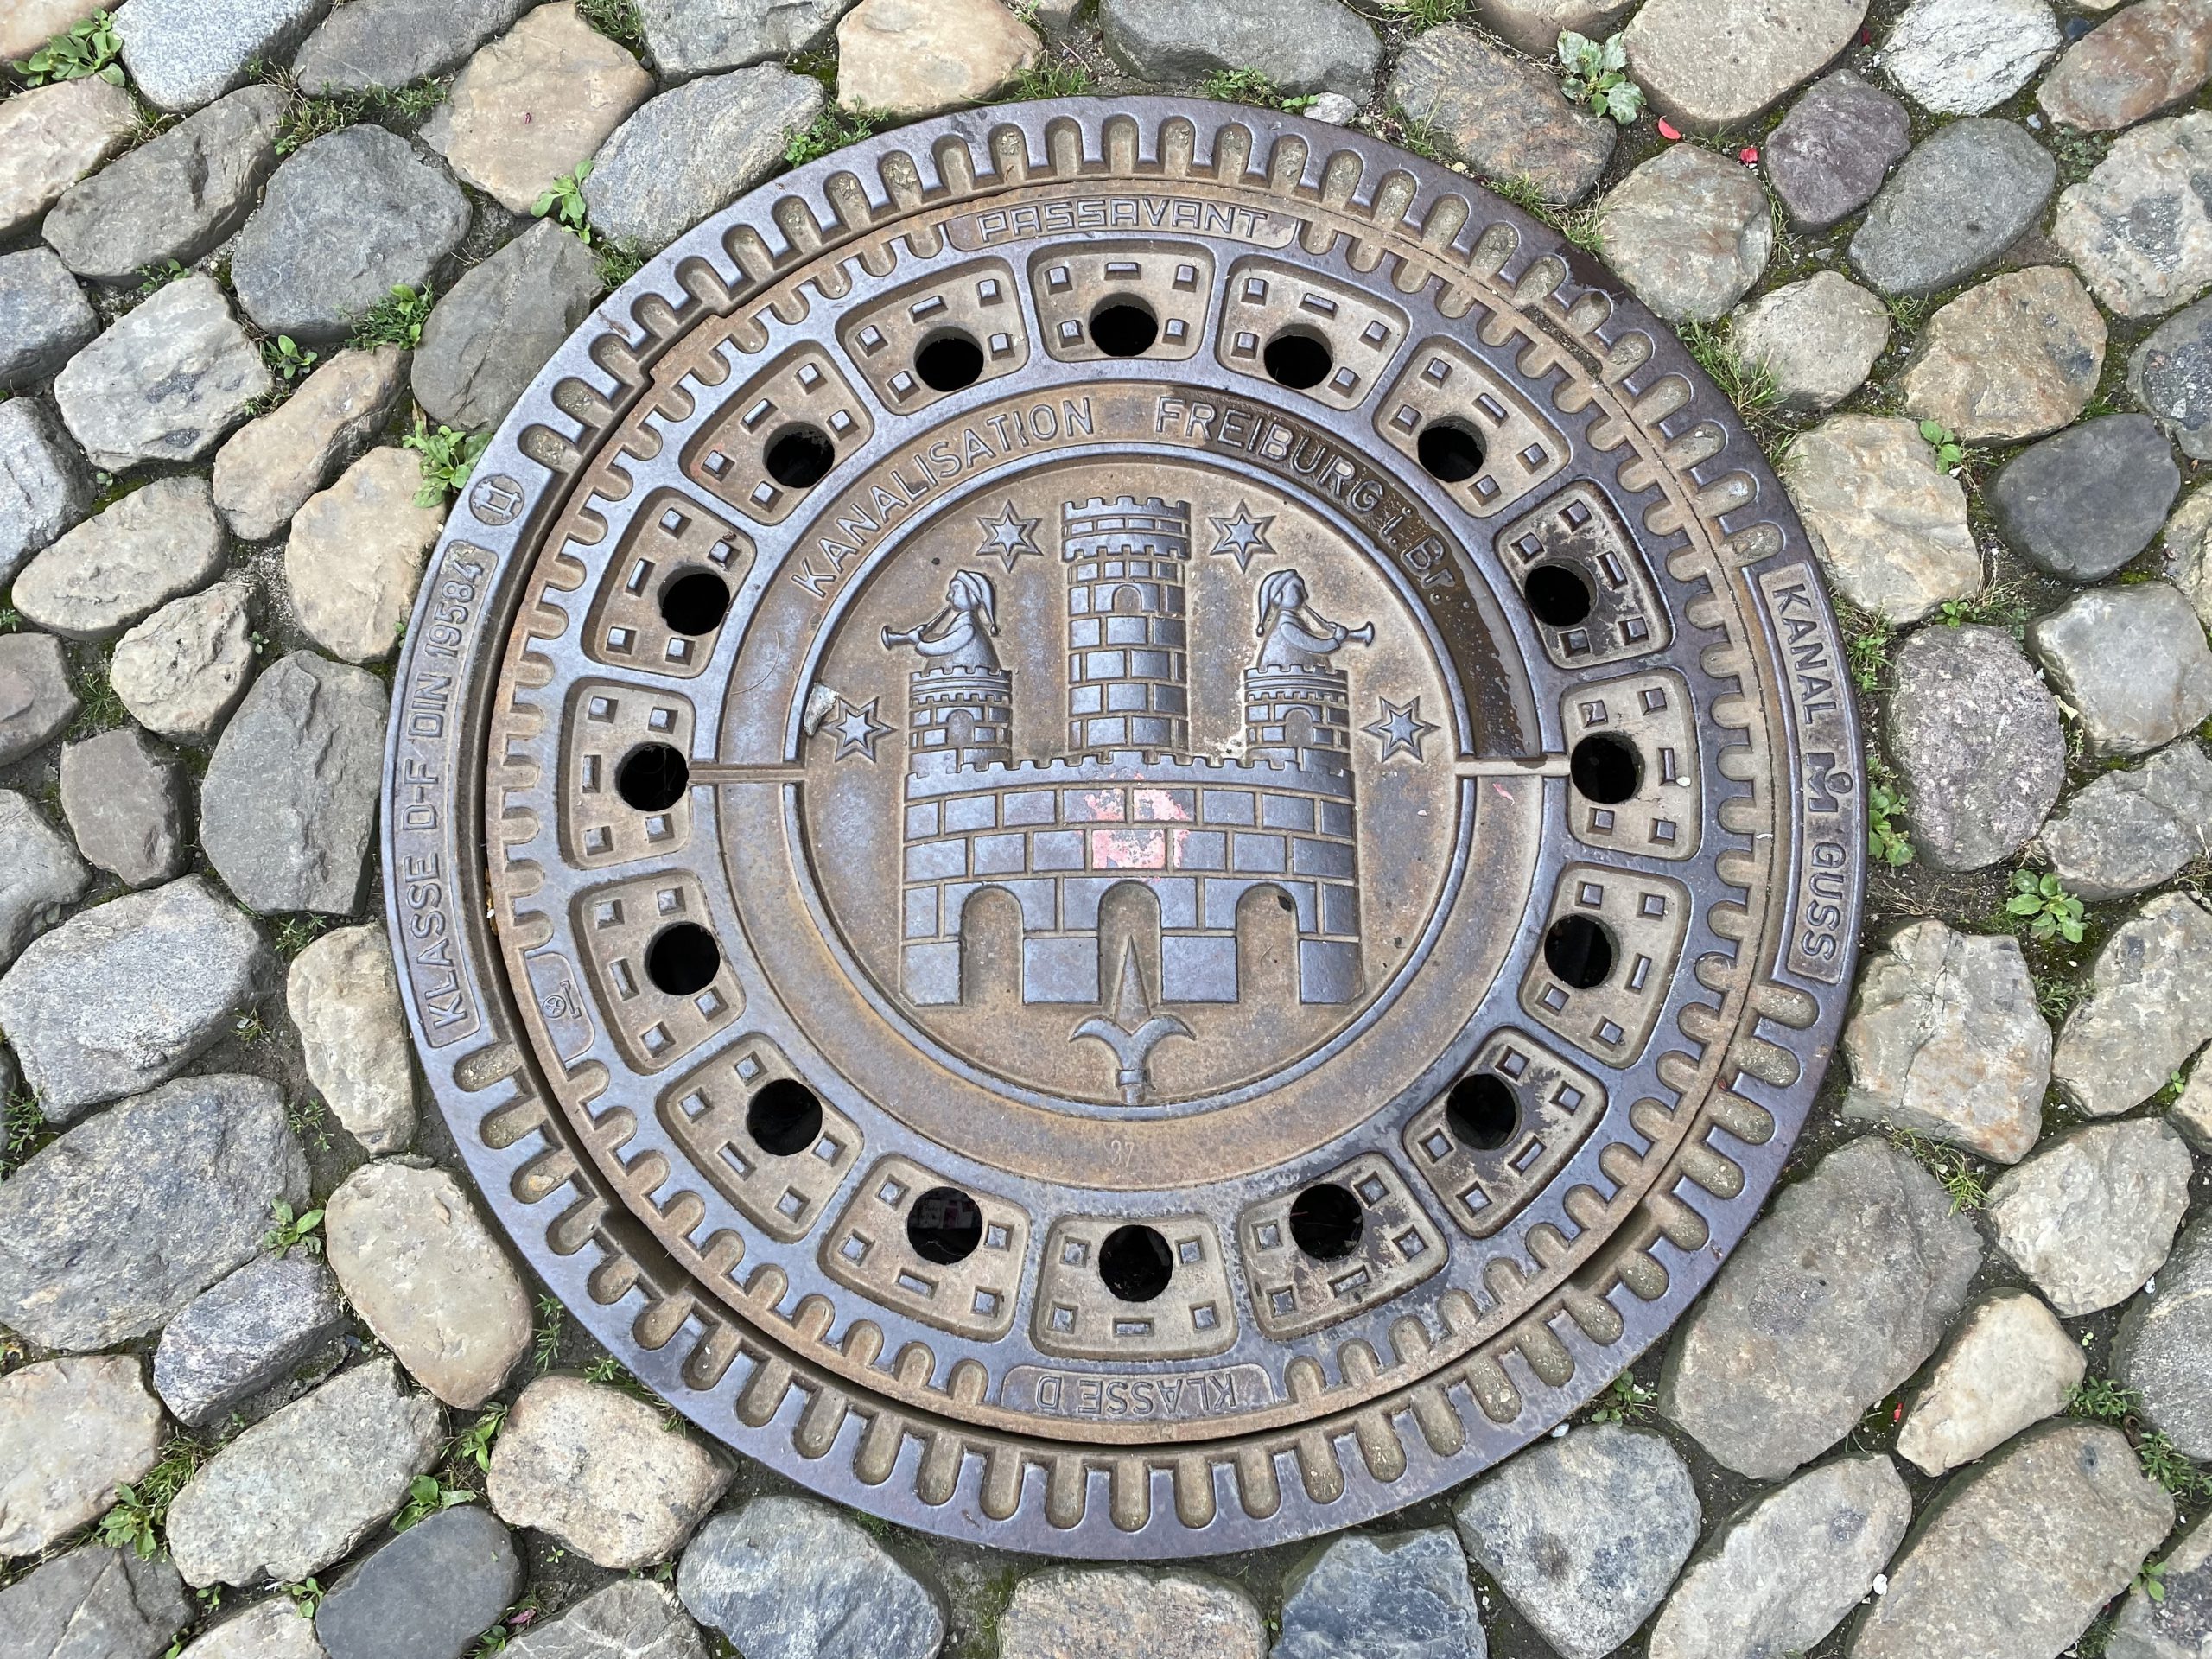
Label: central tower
xmin=1061 ymin=497 xmax=1191 ymax=754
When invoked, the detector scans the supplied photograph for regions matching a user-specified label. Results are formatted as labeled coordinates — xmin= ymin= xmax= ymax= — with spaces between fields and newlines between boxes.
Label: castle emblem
xmin=886 ymin=497 xmax=1375 ymax=1103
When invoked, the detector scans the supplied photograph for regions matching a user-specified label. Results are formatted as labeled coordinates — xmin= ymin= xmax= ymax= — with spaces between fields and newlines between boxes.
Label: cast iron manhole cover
xmin=385 ymin=99 xmax=1865 ymax=1557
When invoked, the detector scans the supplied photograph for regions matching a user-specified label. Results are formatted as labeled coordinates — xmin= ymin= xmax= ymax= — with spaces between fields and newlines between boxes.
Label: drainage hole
xmin=1089 ymin=299 xmax=1159 ymax=358
xmin=1524 ymin=563 xmax=1595 ymax=627
xmin=1098 ymin=1224 xmax=1175 ymax=1303
xmin=915 ymin=329 xmax=985 ymax=392
xmin=1446 ymin=1073 xmax=1520 ymax=1151
xmin=764 ymin=423 xmax=835 ymax=489
xmin=645 ymin=921 xmax=721 ymax=996
xmin=1263 ymin=328 xmax=1332 ymax=390
xmin=1415 ymin=418 xmax=1486 ymax=482
xmin=658 ymin=569 xmax=731 ymax=636
xmin=615 ymin=742 xmax=690 ymax=813
xmin=1542 ymin=914 xmax=1616 ymax=989
xmin=1288 ymin=1182 xmax=1363 ymax=1261
xmin=746 ymin=1077 xmax=823 ymax=1156
xmin=1570 ymin=732 xmax=1643 ymax=804
xmin=907 ymin=1185 xmax=984 ymax=1264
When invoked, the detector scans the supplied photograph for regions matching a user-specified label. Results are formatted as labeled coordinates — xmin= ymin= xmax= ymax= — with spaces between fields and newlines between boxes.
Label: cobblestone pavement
xmin=3 ymin=1 xmax=2212 ymax=1656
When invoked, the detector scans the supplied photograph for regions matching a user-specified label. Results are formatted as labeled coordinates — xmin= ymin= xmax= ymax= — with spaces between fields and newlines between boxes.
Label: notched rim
xmin=382 ymin=97 xmax=1864 ymax=1557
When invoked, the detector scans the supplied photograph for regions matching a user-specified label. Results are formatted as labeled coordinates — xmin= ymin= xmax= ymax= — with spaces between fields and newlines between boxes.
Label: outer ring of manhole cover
xmin=383 ymin=98 xmax=1865 ymax=1558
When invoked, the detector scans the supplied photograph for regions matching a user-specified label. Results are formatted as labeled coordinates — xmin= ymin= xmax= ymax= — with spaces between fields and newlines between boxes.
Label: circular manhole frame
xmin=383 ymin=97 xmax=1864 ymax=1559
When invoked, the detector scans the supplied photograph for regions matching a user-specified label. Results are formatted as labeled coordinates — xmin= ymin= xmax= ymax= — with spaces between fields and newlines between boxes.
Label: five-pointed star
xmin=1208 ymin=501 xmax=1275 ymax=571
xmin=1364 ymin=696 xmax=1438 ymax=763
xmin=828 ymin=696 xmax=893 ymax=762
xmin=975 ymin=501 xmax=1043 ymax=571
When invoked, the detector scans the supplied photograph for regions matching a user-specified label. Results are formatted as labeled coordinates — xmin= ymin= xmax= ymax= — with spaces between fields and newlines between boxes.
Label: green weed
xmin=346 ymin=283 xmax=433 ymax=350
xmin=2068 ymin=1376 xmax=2135 ymax=1422
xmin=69 ymin=656 xmax=127 ymax=737
xmin=2139 ymin=1431 xmax=2212 ymax=1502
xmin=532 ymin=162 xmax=594 ymax=242
xmin=2136 ymin=1558 xmax=2170 ymax=1604
xmin=576 ymin=0 xmax=646 ymax=52
xmin=271 ymin=914 xmax=332 ymax=958
xmin=1556 ymin=31 xmax=1643 ymax=124
xmin=2006 ymin=869 xmax=2087 ymax=945
xmin=264 ymin=1199 xmax=326 ymax=1259
xmin=13 ymin=10 xmax=124 ymax=86
xmin=1010 ymin=56 xmax=1092 ymax=99
xmin=131 ymin=260 xmax=191 ymax=305
xmin=403 ymin=414 xmax=487 ymax=507
xmin=391 ymin=1472 xmax=475 ymax=1532
xmin=1398 ymin=0 xmax=1467 ymax=24
xmin=2033 ymin=971 xmax=2083 ymax=1024
xmin=1868 ymin=777 xmax=1913 ymax=868
xmin=283 ymin=1579 xmax=326 ymax=1618
xmin=596 ymin=239 xmax=647 ymax=290
xmin=1391 ymin=107 xmax=1449 ymax=164
xmin=3 ymin=1090 xmax=52 ymax=1179
xmin=275 ymin=80 xmax=446 ymax=154
xmin=531 ymin=1294 xmax=565 ymax=1376
xmin=785 ymin=106 xmax=883 ymax=167
xmin=1587 ymin=1374 xmax=1656 ymax=1425
xmin=1198 ymin=68 xmax=1319 ymax=113
xmin=451 ymin=1404 xmax=506 ymax=1472
xmin=97 ymin=1436 xmax=206 ymax=1558
xmin=1886 ymin=1127 xmax=1986 ymax=1213
xmin=1838 ymin=602 xmax=1891 ymax=694
xmin=262 ymin=334 xmax=316 ymax=384
xmin=286 ymin=1096 xmax=334 ymax=1156
xmin=1676 ymin=320 xmax=1778 ymax=424
xmin=468 ymin=1592 xmax=545 ymax=1655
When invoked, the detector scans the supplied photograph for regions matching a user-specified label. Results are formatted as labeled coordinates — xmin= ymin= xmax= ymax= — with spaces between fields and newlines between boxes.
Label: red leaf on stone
xmin=1657 ymin=118 xmax=1681 ymax=141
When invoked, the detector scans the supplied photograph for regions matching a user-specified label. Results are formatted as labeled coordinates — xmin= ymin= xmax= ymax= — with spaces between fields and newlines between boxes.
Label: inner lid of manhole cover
xmin=384 ymin=97 xmax=1865 ymax=1558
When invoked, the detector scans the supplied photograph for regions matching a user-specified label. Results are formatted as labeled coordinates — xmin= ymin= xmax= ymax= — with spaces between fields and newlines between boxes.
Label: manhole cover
xmin=385 ymin=99 xmax=1864 ymax=1557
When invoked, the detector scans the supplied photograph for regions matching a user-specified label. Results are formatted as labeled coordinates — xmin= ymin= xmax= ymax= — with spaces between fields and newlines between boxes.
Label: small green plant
xmin=1197 ymin=67 xmax=1319 ymax=113
xmin=1676 ymin=321 xmax=1777 ymax=424
xmin=403 ymin=414 xmax=488 ymax=507
xmin=576 ymin=0 xmax=646 ymax=51
xmin=2007 ymin=869 xmax=2087 ymax=944
xmin=392 ymin=1471 xmax=476 ymax=1531
xmin=1866 ymin=749 xmax=1914 ymax=868
xmin=1887 ymin=1127 xmax=1985 ymax=1213
xmin=272 ymin=913 xmax=332 ymax=957
xmin=1935 ymin=584 xmax=2031 ymax=632
xmin=785 ymin=106 xmax=882 ymax=167
xmin=1010 ymin=56 xmax=1092 ymax=99
xmin=1588 ymin=1374 xmax=1656 ymax=1424
xmin=468 ymin=1592 xmax=545 ymax=1656
xmin=132 ymin=260 xmax=191 ymax=304
xmin=1555 ymin=31 xmax=1644 ymax=124
xmin=596 ymin=239 xmax=647 ymax=290
xmin=262 ymin=334 xmax=317 ymax=384
xmin=531 ymin=1294 xmax=565 ymax=1376
xmin=0 ymin=607 xmax=18 ymax=634
xmin=2049 ymin=124 xmax=2111 ymax=185
xmin=3 ymin=1090 xmax=53 ymax=1179
xmin=286 ymin=1096 xmax=334 ymax=1155
xmin=1398 ymin=0 xmax=1468 ymax=24
xmin=264 ymin=1198 xmax=326 ymax=1258
xmin=1919 ymin=418 xmax=1965 ymax=470
xmin=347 ymin=283 xmax=434 ymax=350
xmin=232 ymin=1008 xmax=270 ymax=1046
xmin=2138 ymin=1431 xmax=2212 ymax=1501
xmin=532 ymin=162 xmax=594 ymax=242
xmin=70 ymin=657 xmax=128 ymax=737
xmin=2033 ymin=970 xmax=2082 ymax=1024
xmin=1838 ymin=603 xmax=1891 ymax=694
xmin=2070 ymin=1376 xmax=2137 ymax=1421
xmin=283 ymin=1579 xmax=325 ymax=1618
xmin=274 ymin=80 xmax=446 ymax=154
xmin=2135 ymin=1558 xmax=2170 ymax=1604
xmin=13 ymin=10 xmax=124 ymax=86
xmin=97 ymin=1436 xmax=205 ymax=1558
xmin=1390 ymin=106 xmax=1450 ymax=164
xmin=451 ymin=1404 xmax=507 ymax=1473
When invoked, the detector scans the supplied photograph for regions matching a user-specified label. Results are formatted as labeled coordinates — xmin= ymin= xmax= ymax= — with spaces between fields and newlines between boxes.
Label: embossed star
xmin=1364 ymin=696 xmax=1438 ymax=763
xmin=827 ymin=696 xmax=893 ymax=763
xmin=1208 ymin=501 xmax=1275 ymax=571
xmin=975 ymin=501 xmax=1043 ymax=571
